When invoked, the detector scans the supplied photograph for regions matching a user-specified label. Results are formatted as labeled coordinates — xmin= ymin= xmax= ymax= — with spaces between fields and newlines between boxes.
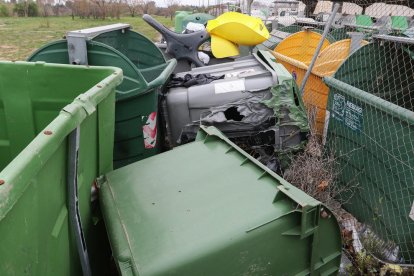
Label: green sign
xmin=332 ymin=93 xmax=363 ymax=132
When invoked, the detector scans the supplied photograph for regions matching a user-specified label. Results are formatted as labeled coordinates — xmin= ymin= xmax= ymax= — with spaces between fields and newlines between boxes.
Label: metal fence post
xmin=300 ymin=3 xmax=341 ymax=95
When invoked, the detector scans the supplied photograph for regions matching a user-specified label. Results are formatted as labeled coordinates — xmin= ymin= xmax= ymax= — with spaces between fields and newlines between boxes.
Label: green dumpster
xmin=324 ymin=41 xmax=414 ymax=263
xmin=181 ymin=13 xmax=215 ymax=31
xmin=0 ymin=61 xmax=122 ymax=275
xmin=175 ymin=11 xmax=192 ymax=33
xmin=28 ymin=26 xmax=177 ymax=169
xmin=100 ymin=126 xmax=342 ymax=275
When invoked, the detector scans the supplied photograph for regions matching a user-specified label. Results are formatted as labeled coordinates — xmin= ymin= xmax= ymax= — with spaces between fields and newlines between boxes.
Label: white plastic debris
xmin=198 ymin=51 xmax=210 ymax=65
xmin=351 ymin=225 xmax=363 ymax=252
xmin=185 ymin=22 xmax=206 ymax=33
xmin=342 ymin=215 xmax=363 ymax=252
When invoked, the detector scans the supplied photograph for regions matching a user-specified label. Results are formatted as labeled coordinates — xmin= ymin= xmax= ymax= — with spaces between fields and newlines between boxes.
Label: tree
xmin=65 ymin=0 xmax=75 ymax=19
xmin=71 ymin=0 xmax=91 ymax=19
xmin=164 ymin=0 xmax=180 ymax=20
xmin=37 ymin=0 xmax=53 ymax=17
xmin=91 ymin=0 xmax=107 ymax=19
xmin=124 ymin=0 xmax=140 ymax=17
xmin=302 ymin=0 xmax=318 ymax=16
xmin=108 ymin=0 xmax=122 ymax=19
xmin=52 ymin=0 xmax=64 ymax=16
xmin=125 ymin=0 xmax=155 ymax=17
xmin=140 ymin=0 xmax=155 ymax=14
xmin=28 ymin=1 xmax=39 ymax=16
xmin=14 ymin=0 xmax=38 ymax=17
xmin=13 ymin=0 xmax=29 ymax=16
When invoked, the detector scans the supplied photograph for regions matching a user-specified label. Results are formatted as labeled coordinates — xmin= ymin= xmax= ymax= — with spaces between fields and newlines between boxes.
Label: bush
xmin=13 ymin=1 xmax=38 ymax=17
xmin=0 ymin=4 xmax=9 ymax=17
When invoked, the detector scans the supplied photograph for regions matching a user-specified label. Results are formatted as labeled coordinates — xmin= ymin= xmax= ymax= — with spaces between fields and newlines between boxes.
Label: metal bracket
xmin=343 ymin=23 xmax=378 ymax=31
xmin=301 ymin=26 xmax=315 ymax=31
xmin=372 ymin=34 xmax=414 ymax=45
xmin=297 ymin=19 xmax=326 ymax=27
xmin=66 ymin=23 xmax=131 ymax=65
xmin=348 ymin=32 xmax=365 ymax=54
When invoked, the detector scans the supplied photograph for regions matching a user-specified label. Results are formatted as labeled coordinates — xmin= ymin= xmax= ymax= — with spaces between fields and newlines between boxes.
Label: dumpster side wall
xmin=325 ymin=76 xmax=414 ymax=263
xmin=0 ymin=62 xmax=122 ymax=275
xmin=324 ymin=41 xmax=414 ymax=262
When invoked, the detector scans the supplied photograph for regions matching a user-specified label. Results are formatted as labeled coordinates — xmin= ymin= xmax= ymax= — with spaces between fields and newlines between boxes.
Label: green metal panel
xmin=391 ymin=16 xmax=409 ymax=31
xmin=324 ymin=41 xmax=414 ymax=262
xmin=355 ymin=15 xmax=373 ymax=26
xmin=28 ymin=34 xmax=176 ymax=168
xmin=0 ymin=61 xmax=122 ymax=275
xmin=356 ymin=15 xmax=373 ymax=29
xmin=100 ymin=126 xmax=342 ymax=276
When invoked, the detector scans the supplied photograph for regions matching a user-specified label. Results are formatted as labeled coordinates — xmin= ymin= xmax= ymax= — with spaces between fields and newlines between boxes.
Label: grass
xmin=0 ymin=16 xmax=173 ymax=61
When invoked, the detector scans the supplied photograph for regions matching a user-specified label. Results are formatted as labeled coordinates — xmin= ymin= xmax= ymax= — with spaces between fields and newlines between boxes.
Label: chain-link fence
xmin=265 ymin=0 xmax=414 ymax=267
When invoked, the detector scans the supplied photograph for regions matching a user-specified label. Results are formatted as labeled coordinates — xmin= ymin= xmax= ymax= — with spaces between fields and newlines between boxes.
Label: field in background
xmin=0 ymin=16 xmax=173 ymax=61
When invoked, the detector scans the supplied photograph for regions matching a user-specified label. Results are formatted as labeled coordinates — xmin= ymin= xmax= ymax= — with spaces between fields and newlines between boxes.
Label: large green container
xmin=0 ymin=61 xmax=122 ymax=275
xmin=28 ymin=28 xmax=177 ymax=169
xmin=174 ymin=11 xmax=192 ymax=33
xmin=181 ymin=13 xmax=215 ymax=30
xmin=100 ymin=126 xmax=342 ymax=275
xmin=324 ymin=41 xmax=414 ymax=263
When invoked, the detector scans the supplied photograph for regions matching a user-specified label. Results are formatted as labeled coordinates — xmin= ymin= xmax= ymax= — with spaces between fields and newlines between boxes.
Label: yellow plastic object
xmin=207 ymin=12 xmax=269 ymax=58
xmin=274 ymin=30 xmax=330 ymax=65
xmin=273 ymin=38 xmax=368 ymax=135
xmin=210 ymin=35 xmax=240 ymax=58
xmin=312 ymin=39 xmax=369 ymax=76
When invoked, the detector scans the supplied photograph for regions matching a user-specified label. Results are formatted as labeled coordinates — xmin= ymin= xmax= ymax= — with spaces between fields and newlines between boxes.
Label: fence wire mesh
xmin=265 ymin=0 xmax=414 ymax=267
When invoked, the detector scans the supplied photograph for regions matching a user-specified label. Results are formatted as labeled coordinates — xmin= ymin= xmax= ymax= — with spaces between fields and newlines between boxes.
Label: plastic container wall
xmin=100 ymin=126 xmax=342 ymax=276
xmin=0 ymin=61 xmax=122 ymax=275
xmin=28 ymin=29 xmax=176 ymax=168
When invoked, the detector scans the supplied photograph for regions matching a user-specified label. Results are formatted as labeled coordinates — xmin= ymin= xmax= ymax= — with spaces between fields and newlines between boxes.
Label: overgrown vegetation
xmin=346 ymin=251 xmax=381 ymax=275
xmin=283 ymin=126 xmax=357 ymax=217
